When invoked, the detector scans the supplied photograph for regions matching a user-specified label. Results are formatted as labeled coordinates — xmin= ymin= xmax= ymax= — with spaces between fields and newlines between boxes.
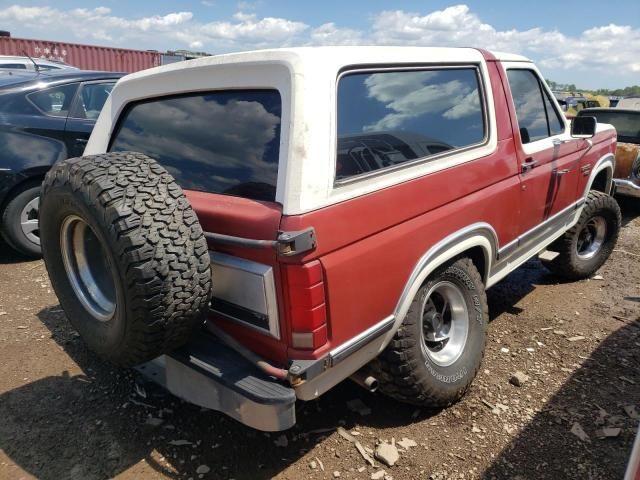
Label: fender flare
xmin=584 ymin=153 xmax=615 ymax=197
xmin=386 ymin=222 xmax=498 ymax=342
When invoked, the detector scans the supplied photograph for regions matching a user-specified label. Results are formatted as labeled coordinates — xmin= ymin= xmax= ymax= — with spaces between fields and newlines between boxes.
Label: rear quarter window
xmin=109 ymin=90 xmax=282 ymax=202
xmin=336 ymin=67 xmax=486 ymax=181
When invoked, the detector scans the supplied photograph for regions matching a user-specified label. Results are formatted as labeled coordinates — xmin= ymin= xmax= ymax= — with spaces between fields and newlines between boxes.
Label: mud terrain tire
xmin=542 ymin=191 xmax=620 ymax=281
xmin=372 ymin=258 xmax=488 ymax=407
xmin=40 ymin=152 xmax=212 ymax=366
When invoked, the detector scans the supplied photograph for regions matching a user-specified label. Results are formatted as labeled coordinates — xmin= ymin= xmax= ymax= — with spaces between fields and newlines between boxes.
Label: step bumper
xmin=136 ymin=333 xmax=296 ymax=431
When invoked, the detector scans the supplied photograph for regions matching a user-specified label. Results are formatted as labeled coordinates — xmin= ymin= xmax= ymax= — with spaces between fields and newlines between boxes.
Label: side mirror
xmin=571 ymin=115 xmax=596 ymax=138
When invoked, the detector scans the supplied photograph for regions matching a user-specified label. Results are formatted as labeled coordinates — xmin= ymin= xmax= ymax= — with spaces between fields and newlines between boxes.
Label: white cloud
xmin=310 ymin=23 xmax=363 ymax=46
xmin=0 ymin=3 xmax=638 ymax=87
xmin=363 ymin=76 xmax=475 ymax=131
xmin=0 ymin=4 xmax=307 ymax=51
xmin=367 ymin=5 xmax=640 ymax=85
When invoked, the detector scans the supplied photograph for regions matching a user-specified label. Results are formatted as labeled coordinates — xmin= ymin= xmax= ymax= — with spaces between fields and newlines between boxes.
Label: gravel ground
xmin=0 ymin=198 xmax=639 ymax=480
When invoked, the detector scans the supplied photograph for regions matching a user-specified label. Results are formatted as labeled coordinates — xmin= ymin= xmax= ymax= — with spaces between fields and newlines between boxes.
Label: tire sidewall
xmin=40 ymin=186 xmax=128 ymax=356
xmin=1 ymin=184 xmax=42 ymax=257
xmin=567 ymin=201 xmax=618 ymax=275
xmin=411 ymin=262 xmax=487 ymax=396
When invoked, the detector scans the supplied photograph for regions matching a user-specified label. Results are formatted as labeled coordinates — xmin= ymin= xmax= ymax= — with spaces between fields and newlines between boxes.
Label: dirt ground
xmin=1 ymin=198 xmax=639 ymax=480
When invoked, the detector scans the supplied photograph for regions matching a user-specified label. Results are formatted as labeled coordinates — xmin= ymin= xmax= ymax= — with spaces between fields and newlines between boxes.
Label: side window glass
xmin=76 ymin=82 xmax=116 ymax=119
xmin=506 ymin=69 xmax=549 ymax=144
xmin=336 ymin=67 xmax=486 ymax=181
xmin=0 ymin=63 xmax=27 ymax=69
xmin=543 ymin=92 xmax=564 ymax=136
xmin=27 ymin=83 xmax=78 ymax=117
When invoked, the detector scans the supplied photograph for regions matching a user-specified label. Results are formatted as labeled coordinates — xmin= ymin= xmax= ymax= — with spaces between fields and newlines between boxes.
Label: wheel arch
xmin=0 ymin=171 xmax=47 ymax=215
xmin=390 ymin=223 xmax=497 ymax=336
xmin=584 ymin=153 xmax=614 ymax=197
xmin=298 ymin=224 xmax=498 ymax=401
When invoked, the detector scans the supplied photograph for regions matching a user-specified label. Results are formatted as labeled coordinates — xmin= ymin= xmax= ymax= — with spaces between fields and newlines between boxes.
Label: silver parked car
xmin=0 ymin=55 xmax=78 ymax=72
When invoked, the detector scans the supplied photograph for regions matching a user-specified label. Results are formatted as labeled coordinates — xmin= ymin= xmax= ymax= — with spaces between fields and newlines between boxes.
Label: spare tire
xmin=40 ymin=152 xmax=212 ymax=366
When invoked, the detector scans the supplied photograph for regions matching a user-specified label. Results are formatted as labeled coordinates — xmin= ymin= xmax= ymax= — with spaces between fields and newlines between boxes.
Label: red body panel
xmin=185 ymin=55 xmax=614 ymax=367
xmin=185 ymin=191 xmax=290 ymax=364
xmin=575 ymin=131 xmax=617 ymax=196
xmin=281 ymin=142 xmax=521 ymax=353
xmin=280 ymin=57 xmax=522 ymax=356
xmin=493 ymin=61 xmax=580 ymax=232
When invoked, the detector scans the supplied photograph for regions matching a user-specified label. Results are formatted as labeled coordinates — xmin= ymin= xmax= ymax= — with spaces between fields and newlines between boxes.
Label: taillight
xmin=284 ymin=260 xmax=328 ymax=350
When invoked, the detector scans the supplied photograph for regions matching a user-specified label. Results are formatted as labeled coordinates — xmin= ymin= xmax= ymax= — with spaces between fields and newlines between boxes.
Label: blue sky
xmin=1 ymin=1 xmax=639 ymax=88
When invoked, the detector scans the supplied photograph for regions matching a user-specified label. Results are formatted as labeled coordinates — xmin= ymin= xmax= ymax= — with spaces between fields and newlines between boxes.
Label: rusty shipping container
xmin=0 ymin=36 xmax=160 ymax=73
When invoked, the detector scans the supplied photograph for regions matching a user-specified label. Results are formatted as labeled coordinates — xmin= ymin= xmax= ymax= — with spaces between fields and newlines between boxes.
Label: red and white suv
xmin=39 ymin=47 xmax=621 ymax=431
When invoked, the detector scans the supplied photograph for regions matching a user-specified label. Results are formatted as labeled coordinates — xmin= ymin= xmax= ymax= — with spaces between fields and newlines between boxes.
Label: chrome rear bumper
xmin=615 ymin=178 xmax=640 ymax=198
xmin=136 ymin=332 xmax=296 ymax=431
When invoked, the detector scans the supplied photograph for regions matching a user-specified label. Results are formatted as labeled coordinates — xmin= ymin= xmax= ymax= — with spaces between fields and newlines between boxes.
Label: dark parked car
xmin=0 ymin=69 xmax=123 ymax=256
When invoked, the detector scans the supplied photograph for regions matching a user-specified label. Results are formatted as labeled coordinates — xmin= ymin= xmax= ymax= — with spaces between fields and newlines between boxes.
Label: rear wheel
xmin=1 ymin=182 xmax=42 ymax=257
xmin=40 ymin=152 xmax=212 ymax=366
xmin=373 ymin=258 xmax=488 ymax=407
xmin=541 ymin=191 xmax=620 ymax=280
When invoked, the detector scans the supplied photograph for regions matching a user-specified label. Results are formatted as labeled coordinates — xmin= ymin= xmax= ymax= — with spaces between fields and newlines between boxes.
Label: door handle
xmin=522 ymin=158 xmax=538 ymax=174
xmin=552 ymin=138 xmax=573 ymax=147
xmin=75 ymin=138 xmax=88 ymax=145
xmin=554 ymin=168 xmax=570 ymax=176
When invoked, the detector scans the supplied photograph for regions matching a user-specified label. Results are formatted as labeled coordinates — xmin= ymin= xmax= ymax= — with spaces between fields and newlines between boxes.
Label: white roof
xmin=489 ymin=51 xmax=531 ymax=62
xmin=90 ymin=45 xmax=511 ymax=214
xmin=120 ymin=46 xmax=530 ymax=85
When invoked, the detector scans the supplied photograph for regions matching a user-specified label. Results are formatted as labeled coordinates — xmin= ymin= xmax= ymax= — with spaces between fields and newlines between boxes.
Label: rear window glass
xmin=336 ymin=67 xmax=486 ymax=181
xmin=110 ymin=90 xmax=282 ymax=202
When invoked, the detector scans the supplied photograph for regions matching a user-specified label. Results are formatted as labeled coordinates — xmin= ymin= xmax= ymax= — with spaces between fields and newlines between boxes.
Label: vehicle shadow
xmin=483 ymin=316 xmax=640 ymax=480
xmin=0 ymin=304 xmax=440 ymax=480
xmin=617 ymin=195 xmax=640 ymax=227
xmin=487 ymin=195 xmax=640 ymax=318
xmin=0 ymin=237 xmax=37 ymax=265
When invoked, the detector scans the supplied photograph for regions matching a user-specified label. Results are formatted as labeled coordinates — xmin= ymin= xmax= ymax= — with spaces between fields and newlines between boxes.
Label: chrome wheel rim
xmin=576 ymin=216 xmax=606 ymax=260
xmin=420 ymin=281 xmax=469 ymax=367
xmin=20 ymin=196 xmax=40 ymax=245
xmin=60 ymin=215 xmax=116 ymax=321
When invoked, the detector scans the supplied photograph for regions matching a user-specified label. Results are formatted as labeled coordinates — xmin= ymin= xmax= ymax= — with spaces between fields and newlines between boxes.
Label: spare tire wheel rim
xmin=576 ymin=216 xmax=606 ymax=260
xmin=420 ymin=281 xmax=469 ymax=367
xmin=20 ymin=196 xmax=40 ymax=245
xmin=60 ymin=215 xmax=117 ymax=321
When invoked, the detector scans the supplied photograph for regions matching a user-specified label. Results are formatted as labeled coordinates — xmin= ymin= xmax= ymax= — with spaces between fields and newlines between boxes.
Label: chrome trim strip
xmin=615 ymin=178 xmax=640 ymax=198
xmin=402 ymin=222 xmax=497 ymax=289
xmin=497 ymin=237 xmax=519 ymax=261
xmin=494 ymin=199 xmax=583 ymax=275
xmin=209 ymin=252 xmax=280 ymax=339
xmin=329 ymin=315 xmax=395 ymax=365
